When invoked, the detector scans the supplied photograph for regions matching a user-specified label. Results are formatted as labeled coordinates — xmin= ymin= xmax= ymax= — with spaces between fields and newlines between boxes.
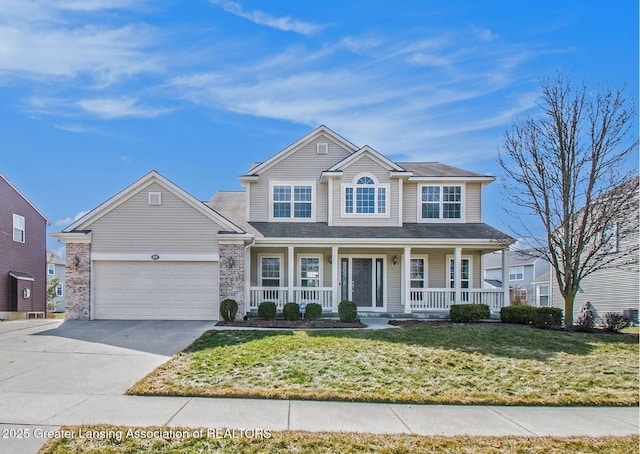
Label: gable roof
xmin=326 ymin=145 xmax=406 ymax=173
xmin=62 ymin=171 xmax=244 ymax=234
xmin=0 ymin=173 xmax=51 ymax=224
xmin=241 ymin=125 xmax=359 ymax=177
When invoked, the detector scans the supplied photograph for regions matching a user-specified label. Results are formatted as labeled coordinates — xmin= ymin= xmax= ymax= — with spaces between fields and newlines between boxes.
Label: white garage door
xmin=93 ymin=261 xmax=219 ymax=320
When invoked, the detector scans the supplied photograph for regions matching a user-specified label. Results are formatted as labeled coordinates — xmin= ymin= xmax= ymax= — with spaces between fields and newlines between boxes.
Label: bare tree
xmin=499 ymin=75 xmax=639 ymax=326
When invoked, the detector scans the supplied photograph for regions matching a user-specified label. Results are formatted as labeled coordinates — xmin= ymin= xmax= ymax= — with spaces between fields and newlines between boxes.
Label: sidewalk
xmin=1 ymin=394 xmax=638 ymax=453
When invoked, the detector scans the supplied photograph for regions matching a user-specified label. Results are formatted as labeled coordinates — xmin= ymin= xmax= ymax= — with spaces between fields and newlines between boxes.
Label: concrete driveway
xmin=0 ymin=319 xmax=216 ymax=453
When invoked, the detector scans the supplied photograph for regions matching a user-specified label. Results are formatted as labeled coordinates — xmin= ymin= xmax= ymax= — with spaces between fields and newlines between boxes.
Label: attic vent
xmin=148 ymin=192 xmax=162 ymax=206
xmin=316 ymin=143 xmax=328 ymax=155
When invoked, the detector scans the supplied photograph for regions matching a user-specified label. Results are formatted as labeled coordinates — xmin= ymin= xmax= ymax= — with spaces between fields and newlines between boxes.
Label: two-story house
xmin=53 ymin=126 xmax=513 ymax=320
xmin=483 ymin=250 xmax=550 ymax=305
xmin=0 ymin=173 xmax=50 ymax=320
xmin=47 ymin=251 xmax=67 ymax=312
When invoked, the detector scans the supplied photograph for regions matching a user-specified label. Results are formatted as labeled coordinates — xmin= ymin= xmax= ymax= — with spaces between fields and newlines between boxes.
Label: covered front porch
xmin=245 ymin=244 xmax=512 ymax=316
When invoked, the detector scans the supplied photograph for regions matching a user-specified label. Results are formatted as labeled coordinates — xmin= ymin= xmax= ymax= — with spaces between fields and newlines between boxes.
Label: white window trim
xmin=417 ymin=184 xmax=465 ymax=223
xmin=297 ymin=254 xmax=324 ymax=287
xmin=537 ymin=284 xmax=550 ymax=307
xmin=269 ymin=181 xmax=316 ymax=222
xmin=258 ymin=253 xmax=285 ymax=287
xmin=56 ymin=282 xmax=64 ymax=297
xmin=316 ymin=143 xmax=329 ymax=154
xmin=410 ymin=255 xmax=429 ymax=289
xmin=13 ymin=214 xmax=25 ymax=243
xmin=48 ymin=264 xmax=56 ymax=275
xmin=341 ymin=173 xmax=390 ymax=218
xmin=446 ymin=255 xmax=473 ymax=289
xmin=509 ymin=266 xmax=525 ymax=281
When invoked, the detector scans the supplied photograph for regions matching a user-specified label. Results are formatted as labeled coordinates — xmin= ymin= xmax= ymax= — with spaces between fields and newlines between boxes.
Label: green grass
xmin=128 ymin=324 xmax=639 ymax=405
xmin=39 ymin=426 xmax=639 ymax=454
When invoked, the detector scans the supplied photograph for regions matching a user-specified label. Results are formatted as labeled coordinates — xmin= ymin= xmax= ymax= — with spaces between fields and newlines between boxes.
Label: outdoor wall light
xmin=392 ymin=255 xmax=398 ymax=266
xmin=227 ymin=257 xmax=235 ymax=268
xmin=73 ymin=255 xmax=80 ymax=268
xmin=328 ymin=255 xmax=332 ymax=265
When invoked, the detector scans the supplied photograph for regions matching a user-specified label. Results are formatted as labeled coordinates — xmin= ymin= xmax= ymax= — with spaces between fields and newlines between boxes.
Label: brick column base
xmin=65 ymin=242 xmax=91 ymax=320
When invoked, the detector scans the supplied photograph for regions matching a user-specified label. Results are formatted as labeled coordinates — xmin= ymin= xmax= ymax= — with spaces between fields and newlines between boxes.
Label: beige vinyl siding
xmin=386 ymin=251 xmax=403 ymax=312
xmin=332 ymin=155 xmax=400 ymax=227
xmin=465 ymin=183 xmax=482 ymax=222
xmin=88 ymin=182 xmax=222 ymax=254
xmin=425 ymin=250 xmax=481 ymax=288
xmin=249 ymin=134 xmax=352 ymax=222
xmin=403 ymin=183 xmax=418 ymax=223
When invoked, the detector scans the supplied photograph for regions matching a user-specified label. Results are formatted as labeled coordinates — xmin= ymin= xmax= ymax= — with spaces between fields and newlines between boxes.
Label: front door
xmin=352 ymin=258 xmax=372 ymax=307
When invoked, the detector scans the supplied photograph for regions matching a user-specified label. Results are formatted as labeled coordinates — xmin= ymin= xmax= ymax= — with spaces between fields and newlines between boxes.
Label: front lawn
xmin=128 ymin=324 xmax=639 ymax=405
xmin=39 ymin=426 xmax=639 ymax=454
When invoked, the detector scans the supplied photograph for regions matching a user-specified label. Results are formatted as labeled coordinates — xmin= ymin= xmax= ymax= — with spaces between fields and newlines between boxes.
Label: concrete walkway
xmin=0 ymin=319 xmax=638 ymax=454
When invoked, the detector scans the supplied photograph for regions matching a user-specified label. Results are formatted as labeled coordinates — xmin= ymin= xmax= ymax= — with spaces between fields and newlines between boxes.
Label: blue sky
xmin=0 ymin=0 xmax=637 ymax=255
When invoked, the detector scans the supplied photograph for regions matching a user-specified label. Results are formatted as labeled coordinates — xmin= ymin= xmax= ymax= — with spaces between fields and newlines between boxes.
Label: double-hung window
xmin=48 ymin=264 xmax=56 ymax=276
xmin=410 ymin=258 xmax=426 ymax=289
xmin=260 ymin=257 xmax=281 ymax=287
xmin=509 ymin=266 xmax=524 ymax=281
xmin=420 ymin=185 xmax=463 ymax=220
xmin=272 ymin=183 xmax=313 ymax=220
xmin=13 ymin=214 xmax=25 ymax=243
xmin=344 ymin=175 xmax=388 ymax=216
xmin=300 ymin=257 xmax=321 ymax=288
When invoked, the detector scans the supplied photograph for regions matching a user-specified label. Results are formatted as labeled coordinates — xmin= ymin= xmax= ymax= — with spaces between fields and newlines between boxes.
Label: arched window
xmin=344 ymin=174 xmax=388 ymax=215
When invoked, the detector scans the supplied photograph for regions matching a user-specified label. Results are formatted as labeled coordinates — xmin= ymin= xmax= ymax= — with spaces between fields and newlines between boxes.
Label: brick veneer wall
xmin=219 ymin=243 xmax=245 ymax=320
xmin=65 ymin=242 xmax=91 ymax=320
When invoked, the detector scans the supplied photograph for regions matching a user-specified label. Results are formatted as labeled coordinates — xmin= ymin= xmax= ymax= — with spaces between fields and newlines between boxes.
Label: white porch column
xmin=502 ymin=248 xmax=510 ymax=307
xmin=403 ymin=247 xmax=411 ymax=313
xmin=454 ymin=247 xmax=462 ymax=304
xmin=331 ymin=246 xmax=339 ymax=313
xmin=288 ymin=246 xmax=294 ymax=303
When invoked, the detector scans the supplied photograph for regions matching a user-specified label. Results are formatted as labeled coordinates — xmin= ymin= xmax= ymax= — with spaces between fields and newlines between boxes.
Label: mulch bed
xmin=216 ymin=318 xmax=367 ymax=329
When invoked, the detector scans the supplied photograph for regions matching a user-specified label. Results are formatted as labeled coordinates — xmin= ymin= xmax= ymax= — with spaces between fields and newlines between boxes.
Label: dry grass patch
xmin=39 ymin=426 xmax=639 ymax=454
xmin=128 ymin=325 xmax=639 ymax=405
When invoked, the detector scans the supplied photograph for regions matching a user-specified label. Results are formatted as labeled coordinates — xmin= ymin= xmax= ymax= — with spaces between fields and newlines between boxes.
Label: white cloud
xmin=55 ymin=210 xmax=90 ymax=227
xmin=209 ymin=0 xmax=322 ymax=36
xmin=77 ymin=97 xmax=172 ymax=119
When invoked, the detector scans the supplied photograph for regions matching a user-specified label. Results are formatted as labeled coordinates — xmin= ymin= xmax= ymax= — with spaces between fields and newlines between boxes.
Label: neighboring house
xmin=549 ymin=183 xmax=639 ymax=324
xmin=0 ymin=173 xmax=50 ymax=319
xmin=483 ymin=250 xmax=550 ymax=305
xmin=47 ymin=251 xmax=66 ymax=312
xmin=53 ymin=126 xmax=513 ymax=321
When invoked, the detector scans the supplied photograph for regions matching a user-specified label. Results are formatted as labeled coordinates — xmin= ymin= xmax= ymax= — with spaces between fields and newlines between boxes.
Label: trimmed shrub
xmin=258 ymin=301 xmax=277 ymax=320
xmin=338 ymin=300 xmax=358 ymax=322
xmin=220 ymin=298 xmax=238 ymax=322
xmin=603 ymin=312 xmax=629 ymax=333
xmin=283 ymin=302 xmax=300 ymax=321
xmin=450 ymin=304 xmax=490 ymax=323
xmin=305 ymin=303 xmax=322 ymax=320
xmin=533 ymin=307 xmax=563 ymax=330
xmin=500 ymin=305 xmax=537 ymax=325
xmin=574 ymin=311 xmax=595 ymax=332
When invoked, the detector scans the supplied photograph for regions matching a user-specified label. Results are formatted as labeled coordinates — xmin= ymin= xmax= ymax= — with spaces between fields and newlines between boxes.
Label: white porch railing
xmin=410 ymin=288 xmax=505 ymax=313
xmin=249 ymin=287 xmax=333 ymax=311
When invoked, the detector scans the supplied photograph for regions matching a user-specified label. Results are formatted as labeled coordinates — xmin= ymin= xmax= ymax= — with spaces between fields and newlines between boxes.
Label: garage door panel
xmin=93 ymin=261 xmax=218 ymax=320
